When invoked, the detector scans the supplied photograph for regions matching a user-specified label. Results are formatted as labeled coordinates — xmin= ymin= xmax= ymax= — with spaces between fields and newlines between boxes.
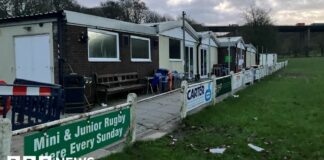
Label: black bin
xmin=64 ymin=74 xmax=87 ymax=113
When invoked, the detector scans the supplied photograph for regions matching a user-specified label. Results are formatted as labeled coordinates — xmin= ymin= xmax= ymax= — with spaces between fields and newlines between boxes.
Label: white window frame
xmin=130 ymin=35 xmax=151 ymax=62
xmin=87 ymin=28 xmax=120 ymax=62
xmin=184 ymin=45 xmax=194 ymax=79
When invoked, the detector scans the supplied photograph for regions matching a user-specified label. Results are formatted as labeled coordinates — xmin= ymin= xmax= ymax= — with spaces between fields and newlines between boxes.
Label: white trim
xmin=88 ymin=58 xmax=121 ymax=62
xmin=170 ymin=59 xmax=183 ymax=62
xmin=87 ymin=28 xmax=120 ymax=62
xmin=130 ymin=35 xmax=151 ymax=62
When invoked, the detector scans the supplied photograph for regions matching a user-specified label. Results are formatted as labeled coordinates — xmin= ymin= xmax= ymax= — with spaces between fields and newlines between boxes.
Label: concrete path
xmin=85 ymin=90 xmax=183 ymax=159
xmin=135 ymin=91 xmax=182 ymax=140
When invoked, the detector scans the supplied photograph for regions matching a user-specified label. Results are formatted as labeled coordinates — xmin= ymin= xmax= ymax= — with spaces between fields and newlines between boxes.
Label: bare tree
xmin=243 ymin=5 xmax=272 ymax=27
xmin=0 ymin=0 xmax=10 ymax=18
xmin=241 ymin=4 xmax=277 ymax=53
xmin=119 ymin=0 xmax=148 ymax=23
xmin=100 ymin=1 xmax=123 ymax=19
xmin=144 ymin=11 xmax=174 ymax=23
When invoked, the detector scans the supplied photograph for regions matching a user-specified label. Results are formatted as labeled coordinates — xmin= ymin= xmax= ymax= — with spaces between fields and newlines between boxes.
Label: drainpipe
xmin=195 ymin=37 xmax=202 ymax=81
xmin=57 ymin=11 xmax=65 ymax=85
xmin=208 ymin=32 xmax=211 ymax=77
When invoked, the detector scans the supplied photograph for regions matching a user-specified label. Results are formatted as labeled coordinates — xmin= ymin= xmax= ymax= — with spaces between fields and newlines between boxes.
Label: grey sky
xmin=76 ymin=0 xmax=324 ymax=25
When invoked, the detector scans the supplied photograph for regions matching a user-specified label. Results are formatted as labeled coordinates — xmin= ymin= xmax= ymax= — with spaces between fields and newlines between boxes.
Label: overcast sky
xmin=77 ymin=0 xmax=324 ymax=25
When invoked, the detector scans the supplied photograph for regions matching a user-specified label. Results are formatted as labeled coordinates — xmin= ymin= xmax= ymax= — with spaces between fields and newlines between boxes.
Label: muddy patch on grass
xmin=279 ymin=72 xmax=309 ymax=78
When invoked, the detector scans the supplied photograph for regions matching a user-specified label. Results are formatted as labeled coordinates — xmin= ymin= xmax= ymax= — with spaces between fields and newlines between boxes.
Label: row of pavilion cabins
xmin=0 ymin=10 xmax=268 ymax=109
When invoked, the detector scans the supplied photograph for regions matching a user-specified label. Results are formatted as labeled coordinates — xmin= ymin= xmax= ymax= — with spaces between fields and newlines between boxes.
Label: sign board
xmin=224 ymin=56 xmax=231 ymax=63
xmin=255 ymin=68 xmax=261 ymax=80
xmin=244 ymin=70 xmax=254 ymax=84
xmin=232 ymin=72 xmax=243 ymax=90
xmin=24 ymin=107 xmax=131 ymax=159
xmin=187 ymin=81 xmax=213 ymax=112
xmin=216 ymin=76 xmax=231 ymax=97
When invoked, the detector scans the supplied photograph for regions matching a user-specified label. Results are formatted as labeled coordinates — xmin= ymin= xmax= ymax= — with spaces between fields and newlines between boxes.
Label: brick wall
xmin=62 ymin=25 xmax=159 ymax=79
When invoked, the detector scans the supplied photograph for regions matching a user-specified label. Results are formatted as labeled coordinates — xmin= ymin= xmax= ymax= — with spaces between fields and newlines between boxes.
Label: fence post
xmin=126 ymin=93 xmax=137 ymax=144
xmin=242 ymin=69 xmax=246 ymax=87
xmin=230 ymin=71 xmax=235 ymax=96
xmin=180 ymin=80 xmax=188 ymax=119
xmin=251 ymin=68 xmax=254 ymax=85
xmin=211 ymin=75 xmax=217 ymax=105
xmin=0 ymin=118 xmax=11 ymax=160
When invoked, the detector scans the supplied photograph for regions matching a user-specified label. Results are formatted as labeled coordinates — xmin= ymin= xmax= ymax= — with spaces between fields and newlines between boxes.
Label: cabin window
xmin=88 ymin=29 xmax=120 ymax=62
xmin=169 ymin=39 xmax=181 ymax=60
xmin=130 ymin=35 xmax=151 ymax=62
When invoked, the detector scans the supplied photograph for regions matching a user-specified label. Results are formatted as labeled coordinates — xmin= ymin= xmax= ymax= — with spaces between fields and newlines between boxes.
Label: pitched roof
xmin=144 ymin=20 xmax=199 ymax=40
xmin=245 ymin=43 xmax=257 ymax=53
xmin=197 ymin=31 xmax=219 ymax=46
xmin=217 ymin=36 xmax=245 ymax=47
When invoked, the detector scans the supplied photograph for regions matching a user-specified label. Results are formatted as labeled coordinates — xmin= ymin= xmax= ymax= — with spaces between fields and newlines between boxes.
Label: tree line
xmin=0 ymin=0 xmax=174 ymax=23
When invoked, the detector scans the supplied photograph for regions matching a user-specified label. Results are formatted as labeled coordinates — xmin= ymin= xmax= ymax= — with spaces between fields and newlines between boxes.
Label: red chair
xmin=0 ymin=80 xmax=11 ymax=116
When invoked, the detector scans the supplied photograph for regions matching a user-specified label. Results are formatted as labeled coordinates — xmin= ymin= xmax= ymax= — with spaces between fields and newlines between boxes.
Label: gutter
xmin=57 ymin=11 xmax=65 ymax=85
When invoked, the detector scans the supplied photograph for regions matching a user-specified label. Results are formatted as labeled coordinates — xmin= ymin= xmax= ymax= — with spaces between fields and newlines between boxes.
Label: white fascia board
xmin=64 ymin=10 xmax=157 ymax=36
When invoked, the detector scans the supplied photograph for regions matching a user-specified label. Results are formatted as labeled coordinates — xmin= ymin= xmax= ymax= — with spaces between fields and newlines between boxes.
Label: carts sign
xmin=24 ymin=107 xmax=131 ymax=159
xmin=186 ymin=81 xmax=213 ymax=112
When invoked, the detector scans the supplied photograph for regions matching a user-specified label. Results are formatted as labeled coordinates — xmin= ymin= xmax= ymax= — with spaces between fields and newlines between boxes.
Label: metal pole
xmin=182 ymin=11 xmax=186 ymax=77
xmin=227 ymin=37 xmax=231 ymax=74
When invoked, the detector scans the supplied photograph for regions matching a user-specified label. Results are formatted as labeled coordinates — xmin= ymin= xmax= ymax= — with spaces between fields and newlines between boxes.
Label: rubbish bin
xmin=172 ymin=71 xmax=181 ymax=89
xmin=156 ymin=68 xmax=169 ymax=92
xmin=64 ymin=74 xmax=89 ymax=113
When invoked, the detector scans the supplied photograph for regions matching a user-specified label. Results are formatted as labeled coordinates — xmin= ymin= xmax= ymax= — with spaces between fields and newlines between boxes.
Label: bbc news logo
xmin=7 ymin=156 xmax=94 ymax=160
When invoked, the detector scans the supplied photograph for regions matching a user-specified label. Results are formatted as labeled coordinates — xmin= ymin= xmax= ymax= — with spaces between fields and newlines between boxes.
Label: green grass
xmin=102 ymin=57 xmax=324 ymax=160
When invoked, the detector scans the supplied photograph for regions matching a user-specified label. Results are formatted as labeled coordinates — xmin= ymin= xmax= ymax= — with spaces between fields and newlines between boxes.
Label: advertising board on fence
xmin=244 ymin=70 xmax=254 ymax=84
xmin=186 ymin=81 xmax=213 ymax=112
xmin=232 ymin=72 xmax=243 ymax=90
xmin=24 ymin=107 xmax=131 ymax=159
xmin=255 ymin=68 xmax=261 ymax=80
xmin=216 ymin=76 xmax=231 ymax=97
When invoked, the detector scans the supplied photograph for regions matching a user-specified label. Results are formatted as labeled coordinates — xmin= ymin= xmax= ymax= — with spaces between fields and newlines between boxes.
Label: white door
xmin=15 ymin=34 xmax=52 ymax=83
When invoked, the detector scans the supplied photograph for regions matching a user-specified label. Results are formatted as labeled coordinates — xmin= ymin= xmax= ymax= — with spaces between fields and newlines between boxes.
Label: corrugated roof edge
xmin=64 ymin=10 xmax=157 ymax=36
xmin=0 ymin=10 xmax=157 ymax=36
xmin=0 ymin=10 xmax=64 ymax=24
xmin=144 ymin=20 xmax=199 ymax=40
xmin=217 ymin=36 xmax=245 ymax=47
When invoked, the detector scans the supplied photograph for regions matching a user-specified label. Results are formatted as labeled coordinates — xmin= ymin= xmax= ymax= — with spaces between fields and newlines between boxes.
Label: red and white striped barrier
xmin=0 ymin=85 xmax=51 ymax=96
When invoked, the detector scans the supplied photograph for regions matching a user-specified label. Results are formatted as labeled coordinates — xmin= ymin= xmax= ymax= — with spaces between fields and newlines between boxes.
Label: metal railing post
xmin=0 ymin=118 xmax=11 ymax=160
xmin=127 ymin=93 xmax=137 ymax=144
xmin=180 ymin=80 xmax=188 ymax=119
xmin=211 ymin=75 xmax=217 ymax=105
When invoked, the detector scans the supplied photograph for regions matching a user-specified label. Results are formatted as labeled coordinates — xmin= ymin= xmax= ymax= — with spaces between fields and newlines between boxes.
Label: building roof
xmin=217 ymin=36 xmax=245 ymax=48
xmin=0 ymin=10 xmax=63 ymax=23
xmin=64 ymin=11 xmax=157 ymax=36
xmin=144 ymin=20 xmax=199 ymax=40
xmin=197 ymin=31 xmax=219 ymax=47
xmin=245 ymin=43 xmax=257 ymax=53
xmin=0 ymin=10 xmax=157 ymax=36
